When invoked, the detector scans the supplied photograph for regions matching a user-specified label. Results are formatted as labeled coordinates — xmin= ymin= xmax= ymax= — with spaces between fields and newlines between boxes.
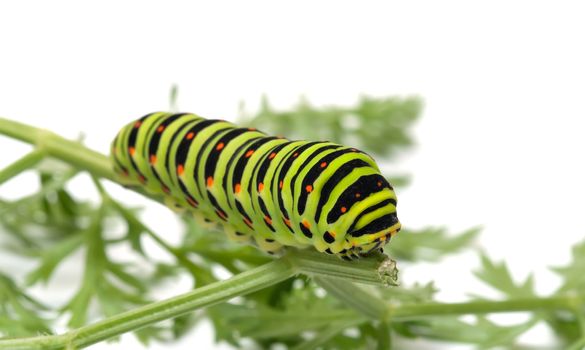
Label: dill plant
xmin=0 ymin=93 xmax=584 ymax=349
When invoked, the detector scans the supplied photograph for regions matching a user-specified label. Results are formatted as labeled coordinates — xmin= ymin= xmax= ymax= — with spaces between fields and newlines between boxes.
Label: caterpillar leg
xmin=223 ymin=225 xmax=252 ymax=243
xmin=253 ymin=235 xmax=284 ymax=256
xmin=164 ymin=196 xmax=186 ymax=214
xmin=339 ymin=251 xmax=359 ymax=261
xmin=223 ymin=225 xmax=283 ymax=256
xmin=192 ymin=211 xmax=219 ymax=231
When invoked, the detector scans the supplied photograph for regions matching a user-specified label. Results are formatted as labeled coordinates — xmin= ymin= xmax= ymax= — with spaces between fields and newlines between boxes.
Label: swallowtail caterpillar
xmin=111 ymin=112 xmax=401 ymax=259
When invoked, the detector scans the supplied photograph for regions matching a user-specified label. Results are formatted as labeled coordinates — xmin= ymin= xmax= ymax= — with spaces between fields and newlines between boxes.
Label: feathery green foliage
xmin=0 ymin=93 xmax=584 ymax=349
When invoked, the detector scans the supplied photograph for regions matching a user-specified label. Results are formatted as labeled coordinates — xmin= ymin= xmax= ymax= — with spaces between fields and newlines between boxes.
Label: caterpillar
xmin=111 ymin=112 xmax=401 ymax=259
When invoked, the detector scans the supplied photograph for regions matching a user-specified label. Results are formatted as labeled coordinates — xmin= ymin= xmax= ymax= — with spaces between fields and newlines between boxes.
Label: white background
xmin=1 ymin=1 xmax=585 ymax=349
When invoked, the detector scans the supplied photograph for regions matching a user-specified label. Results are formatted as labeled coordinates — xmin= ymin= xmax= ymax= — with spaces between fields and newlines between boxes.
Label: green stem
xmin=571 ymin=307 xmax=585 ymax=350
xmin=376 ymin=321 xmax=391 ymax=350
xmin=315 ymin=280 xmax=577 ymax=323
xmin=0 ymin=290 xmax=580 ymax=350
xmin=567 ymin=336 xmax=585 ymax=350
xmin=0 ymin=117 xmax=115 ymax=182
xmin=290 ymin=318 xmax=366 ymax=350
xmin=389 ymin=295 xmax=576 ymax=320
xmin=287 ymin=249 xmax=397 ymax=286
xmin=0 ymin=149 xmax=45 ymax=185
xmin=0 ymin=258 xmax=296 ymax=350
xmin=315 ymin=277 xmax=387 ymax=320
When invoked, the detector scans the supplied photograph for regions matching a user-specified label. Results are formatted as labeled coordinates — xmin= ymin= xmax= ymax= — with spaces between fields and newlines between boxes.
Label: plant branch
xmin=316 ymin=279 xmax=580 ymax=323
xmin=0 ymin=117 xmax=115 ymax=182
xmin=0 ymin=149 xmax=45 ymax=186
xmin=389 ymin=295 xmax=579 ymax=320
xmin=315 ymin=277 xmax=388 ymax=320
xmin=0 ymin=258 xmax=296 ymax=350
xmin=567 ymin=336 xmax=585 ymax=350
xmin=287 ymin=249 xmax=397 ymax=286
xmin=290 ymin=318 xmax=366 ymax=350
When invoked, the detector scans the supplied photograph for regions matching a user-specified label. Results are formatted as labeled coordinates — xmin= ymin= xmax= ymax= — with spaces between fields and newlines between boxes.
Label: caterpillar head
xmin=331 ymin=174 xmax=401 ymax=259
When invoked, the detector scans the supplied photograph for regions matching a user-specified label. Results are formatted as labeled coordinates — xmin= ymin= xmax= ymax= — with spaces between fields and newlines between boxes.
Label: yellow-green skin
xmin=111 ymin=112 xmax=401 ymax=259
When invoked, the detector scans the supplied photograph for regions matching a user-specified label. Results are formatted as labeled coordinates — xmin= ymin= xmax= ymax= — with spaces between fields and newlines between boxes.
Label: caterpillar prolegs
xmin=111 ymin=112 xmax=401 ymax=259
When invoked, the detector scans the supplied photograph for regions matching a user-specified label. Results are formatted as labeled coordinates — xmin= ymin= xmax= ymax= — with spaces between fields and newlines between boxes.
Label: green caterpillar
xmin=111 ymin=112 xmax=401 ymax=259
